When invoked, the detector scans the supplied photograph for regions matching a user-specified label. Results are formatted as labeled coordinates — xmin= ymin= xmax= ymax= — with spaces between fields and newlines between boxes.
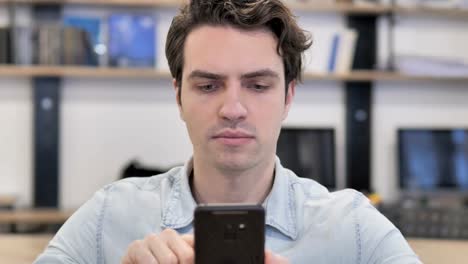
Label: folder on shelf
xmin=108 ymin=14 xmax=156 ymax=68
xmin=63 ymin=16 xmax=103 ymax=66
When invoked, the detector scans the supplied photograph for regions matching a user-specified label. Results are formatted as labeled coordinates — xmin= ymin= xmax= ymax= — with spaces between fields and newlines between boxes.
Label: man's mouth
xmin=213 ymin=130 xmax=255 ymax=146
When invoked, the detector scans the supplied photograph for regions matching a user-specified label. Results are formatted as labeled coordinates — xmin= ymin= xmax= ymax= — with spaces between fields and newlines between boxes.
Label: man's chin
xmin=214 ymin=155 xmax=256 ymax=173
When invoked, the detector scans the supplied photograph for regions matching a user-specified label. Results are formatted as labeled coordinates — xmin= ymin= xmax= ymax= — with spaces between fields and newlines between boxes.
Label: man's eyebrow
xmin=241 ymin=69 xmax=280 ymax=79
xmin=187 ymin=69 xmax=280 ymax=80
xmin=187 ymin=70 xmax=227 ymax=80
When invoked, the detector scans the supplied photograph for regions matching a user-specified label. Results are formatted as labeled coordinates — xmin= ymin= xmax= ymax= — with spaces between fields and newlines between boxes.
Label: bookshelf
xmin=1 ymin=65 xmax=468 ymax=83
xmin=3 ymin=0 xmax=468 ymax=18
xmin=1 ymin=0 xmax=467 ymax=206
xmin=2 ymin=0 xmax=387 ymax=13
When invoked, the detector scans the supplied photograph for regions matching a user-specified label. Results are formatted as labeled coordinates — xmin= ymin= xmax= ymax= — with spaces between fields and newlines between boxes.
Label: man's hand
xmin=265 ymin=250 xmax=290 ymax=264
xmin=121 ymin=229 xmax=194 ymax=264
xmin=121 ymin=229 xmax=289 ymax=264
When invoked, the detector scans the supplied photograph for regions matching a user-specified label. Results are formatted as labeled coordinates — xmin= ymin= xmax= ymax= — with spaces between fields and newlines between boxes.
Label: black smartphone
xmin=194 ymin=204 xmax=265 ymax=264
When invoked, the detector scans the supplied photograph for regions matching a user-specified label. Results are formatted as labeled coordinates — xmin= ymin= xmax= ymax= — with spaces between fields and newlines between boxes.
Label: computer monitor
xmin=276 ymin=128 xmax=335 ymax=189
xmin=398 ymin=129 xmax=468 ymax=194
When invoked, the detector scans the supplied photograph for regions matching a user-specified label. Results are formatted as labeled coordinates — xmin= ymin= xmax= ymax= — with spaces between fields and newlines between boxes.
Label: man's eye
xmin=248 ymin=84 xmax=269 ymax=91
xmin=198 ymin=84 xmax=217 ymax=92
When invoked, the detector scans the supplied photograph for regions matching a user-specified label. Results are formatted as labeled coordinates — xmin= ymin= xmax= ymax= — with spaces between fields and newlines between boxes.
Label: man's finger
xmin=181 ymin=234 xmax=194 ymax=247
xmin=265 ymin=249 xmax=289 ymax=264
xmin=146 ymin=234 xmax=177 ymax=264
xmin=121 ymin=240 xmax=158 ymax=264
xmin=167 ymin=234 xmax=195 ymax=264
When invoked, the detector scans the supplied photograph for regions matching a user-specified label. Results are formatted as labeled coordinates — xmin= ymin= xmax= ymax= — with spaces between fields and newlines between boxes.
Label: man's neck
xmin=190 ymin=156 xmax=276 ymax=204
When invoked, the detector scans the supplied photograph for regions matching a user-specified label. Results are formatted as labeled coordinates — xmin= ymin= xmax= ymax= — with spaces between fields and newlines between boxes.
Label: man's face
xmin=175 ymin=25 xmax=295 ymax=172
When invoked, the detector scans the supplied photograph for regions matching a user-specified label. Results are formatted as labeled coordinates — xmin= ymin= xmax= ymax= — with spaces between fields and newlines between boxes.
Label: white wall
xmin=60 ymin=78 xmax=192 ymax=208
xmin=0 ymin=78 xmax=32 ymax=204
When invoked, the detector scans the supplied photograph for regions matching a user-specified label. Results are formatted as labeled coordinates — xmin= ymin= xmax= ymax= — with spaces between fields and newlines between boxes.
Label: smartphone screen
xmin=194 ymin=204 xmax=265 ymax=264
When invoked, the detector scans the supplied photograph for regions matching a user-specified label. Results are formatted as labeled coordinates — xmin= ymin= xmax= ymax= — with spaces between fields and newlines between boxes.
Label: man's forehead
xmin=187 ymin=24 xmax=276 ymax=40
xmin=182 ymin=25 xmax=283 ymax=79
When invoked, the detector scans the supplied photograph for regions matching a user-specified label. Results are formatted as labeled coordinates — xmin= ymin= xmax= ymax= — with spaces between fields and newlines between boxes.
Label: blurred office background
xmin=1 ymin=0 xmax=468 ymax=262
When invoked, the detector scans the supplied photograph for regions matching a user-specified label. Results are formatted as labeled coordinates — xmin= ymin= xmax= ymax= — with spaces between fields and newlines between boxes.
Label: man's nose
xmin=218 ymin=84 xmax=247 ymax=123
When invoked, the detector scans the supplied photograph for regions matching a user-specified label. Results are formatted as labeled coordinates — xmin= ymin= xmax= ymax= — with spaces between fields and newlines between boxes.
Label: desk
xmin=409 ymin=239 xmax=468 ymax=264
xmin=0 ymin=235 xmax=466 ymax=264
xmin=0 ymin=234 xmax=52 ymax=264
xmin=0 ymin=209 xmax=74 ymax=224
xmin=0 ymin=196 xmax=15 ymax=208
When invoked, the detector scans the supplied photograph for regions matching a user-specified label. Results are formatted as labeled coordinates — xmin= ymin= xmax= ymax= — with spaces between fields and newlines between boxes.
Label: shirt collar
xmin=263 ymin=157 xmax=298 ymax=240
xmin=161 ymin=158 xmax=197 ymax=229
xmin=161 ymin=157 xmax=298 ymax=240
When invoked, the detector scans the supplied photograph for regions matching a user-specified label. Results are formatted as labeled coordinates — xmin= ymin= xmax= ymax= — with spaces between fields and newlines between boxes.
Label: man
xmin=35 ymin=0 xmax=421 ymax=263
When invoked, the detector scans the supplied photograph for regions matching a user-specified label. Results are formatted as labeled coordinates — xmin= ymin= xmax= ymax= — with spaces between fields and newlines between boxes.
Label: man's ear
xmin=282 ymin=80 xmax=296 ymax=121
xmin=173 ymin=79 xmax=185 ymax=121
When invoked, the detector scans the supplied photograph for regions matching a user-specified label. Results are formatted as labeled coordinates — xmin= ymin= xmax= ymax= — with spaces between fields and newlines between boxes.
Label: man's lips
xmin=212 ymin=130 xmax=255 ymax=146
xmin=213 ymin=130 xmax=255 ymax=139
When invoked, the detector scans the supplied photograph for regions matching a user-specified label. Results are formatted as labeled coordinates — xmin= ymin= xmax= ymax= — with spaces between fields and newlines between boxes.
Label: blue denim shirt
xmin=34 ymin=157 xmax=421 ymax=263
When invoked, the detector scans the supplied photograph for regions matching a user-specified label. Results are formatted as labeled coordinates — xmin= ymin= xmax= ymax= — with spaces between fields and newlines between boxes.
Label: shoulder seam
xmin=96 ymin=187 xmax=112 ymax=264
xmin=353 ymin=192 xmax=364 ymax=264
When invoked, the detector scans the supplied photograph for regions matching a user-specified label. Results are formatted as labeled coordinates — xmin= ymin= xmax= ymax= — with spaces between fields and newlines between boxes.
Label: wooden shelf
xmin=1 ymin=66 xmax=467 ymax=82
xmin=0 ymin=209 xmax=74 ymax=224
xmin=304 ymin=70 xmax=468 ymax=82
xmin=393 ymin=6 xmax=468 ymax=18
xmin=0 ymin=65 xmax=172 ymax=78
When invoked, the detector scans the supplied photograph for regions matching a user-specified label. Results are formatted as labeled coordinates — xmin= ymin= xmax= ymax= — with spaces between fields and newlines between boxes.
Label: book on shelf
xmin=0 ymin=27 xmax=12 ymax=64
xmin=4 ymin=23 xmax=101 ymax=66
xmin=420 ymin=0 xmax=461 ymax=8
xmin=304 ymin=28 xmax=358 ymax=74
xmin=108 ymin=14 xmax=156 ymax=68
xmin=334 ymin=29 xmax=358 ymax=73
xmin=328 ymin=34 xmax=340 ymax=72
xmin=395 ymin=0 xmax=468 ymax=8
xmin=62 ymin=27 xmax=90 ymax=65
xmin=36 ymin=24 xmax=62 ymax=65
xmin=12 ymin=27 xmax=34 ymax=65
xmin=395 ymin=54 xmax=468 ymax=77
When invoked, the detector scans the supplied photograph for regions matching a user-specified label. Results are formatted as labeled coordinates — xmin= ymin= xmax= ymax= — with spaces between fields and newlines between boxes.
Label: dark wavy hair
xmin=165 ymin=0 xmax=312 ymax=97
